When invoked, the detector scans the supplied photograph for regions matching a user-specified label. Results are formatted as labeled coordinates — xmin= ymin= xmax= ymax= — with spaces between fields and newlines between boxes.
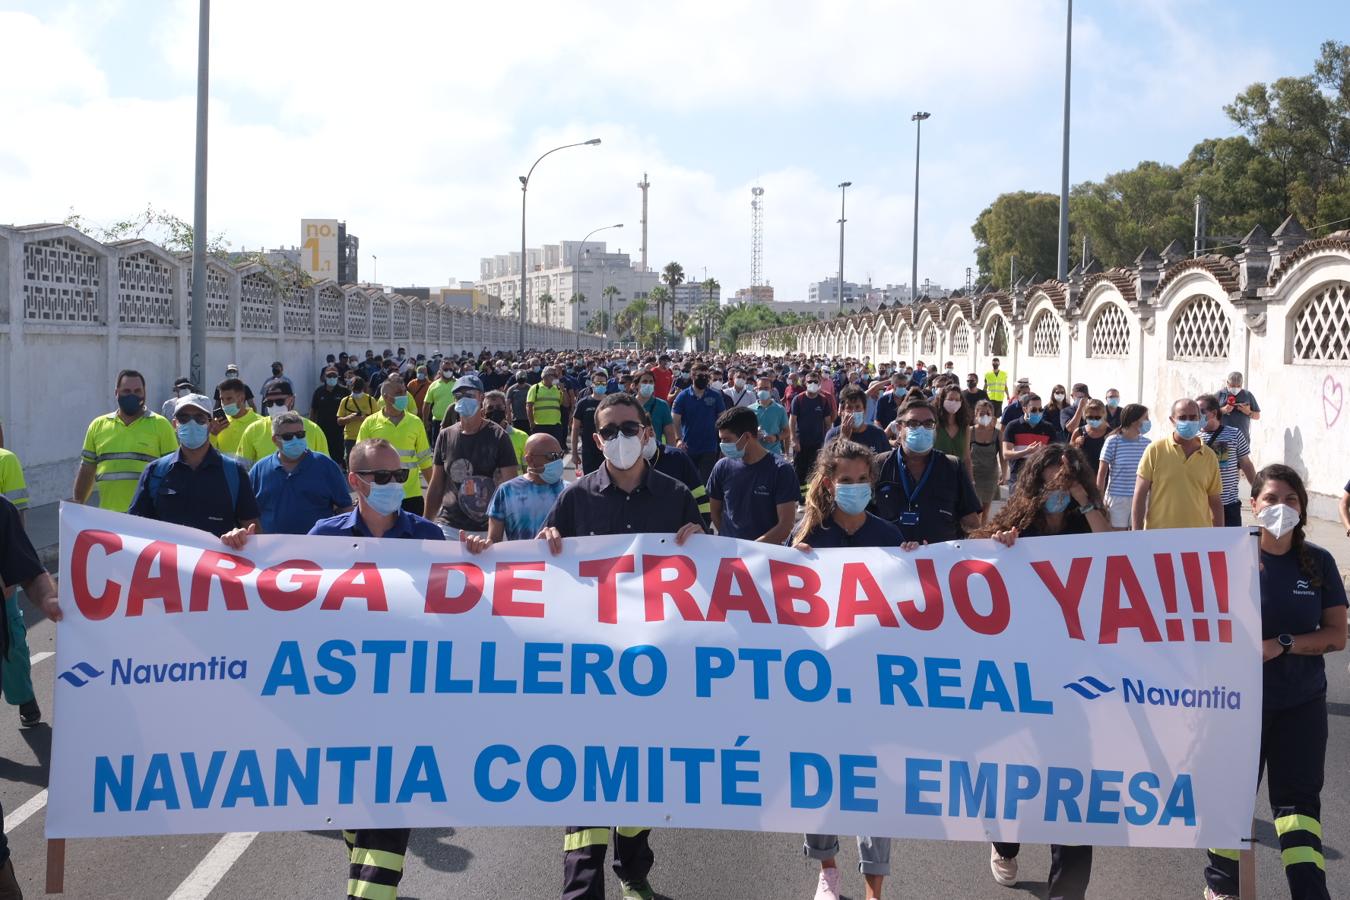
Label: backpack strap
xmin=221 ymin=456 xmax=240 ymax=509
xmin=144 ymin=455 xmax=176 ymax=512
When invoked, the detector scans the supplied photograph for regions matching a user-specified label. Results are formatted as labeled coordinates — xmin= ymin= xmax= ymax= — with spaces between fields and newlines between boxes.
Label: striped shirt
xmin=1101 ymin=433 xmax=1151 ymax=497
xmin=1202 ymin=424 xmax=1250 ymax=504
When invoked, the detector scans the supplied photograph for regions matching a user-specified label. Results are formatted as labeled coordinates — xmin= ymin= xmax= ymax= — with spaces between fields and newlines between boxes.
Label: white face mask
xmin=978 ymin=414 xmax=993 ymax=426
xmin=943 ymin=399 xmax=963 ymax=413
xmin=641 ymin=437 xmax=657 ymax=460
xmin=602 ymin=433 xmax=643 ymax=470
xmin=1255 ymin=503 xmax=1300 ymax=540
xmin=267 ymin=401 xmax=289 ymax=419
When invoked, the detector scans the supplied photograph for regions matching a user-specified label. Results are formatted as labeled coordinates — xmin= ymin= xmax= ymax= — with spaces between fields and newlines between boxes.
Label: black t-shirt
xmin=128 ymin=448 xmax=260 ymax=537
xmin=573 ymin=396 xmax=601 ymax=444
xmin=1260 ymin=543 xmax=1348 ymax=710
xmin=1002 ymin=419 xmax=1059 ymax=477
xmin=310 ymin=385 xmax=350 ymax=430
xmin=1017 ymin=511 xmax=1093 ymax=538
xmin=962 ymin=388 xmax=989 ymax=410
xmin=432 ymin=422 xmax=518 ymax=530
xmin=0 ymin=497 xmax=44 ymax=664
xmin=791 ymin=394 xmax=833 ymax=448
xmin=1074 ymin=427 xmax=1108 ymax=471
xmin=871 ymin=449 xmax=982 ymax=545
xmin=803 ymin=513 xmax=904 ymax=548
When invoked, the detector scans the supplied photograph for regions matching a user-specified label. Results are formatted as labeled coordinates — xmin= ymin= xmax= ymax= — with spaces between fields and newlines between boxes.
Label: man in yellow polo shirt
xmin=210 ymin=377 xmax=263 ymax=458
xmin=358 ymin=381 xmax=433 ymax=515
xmin=0 ymin=447 xmax=28 ymax=513
xmin=337 ymin=374 xmax=381 ymax=469
xmin=422 ymin=361 xmax=459 ymax=439
xmin=526 ymin=365 xmax=566 ymax=446
xmin=235 ymin=383 xmax=330 ymax=466
xmin=1132 ymin=398 xmax=1223 ymax=530
xmin=73 ymin=369 xmax=178 ymax=512
xmin=984 ymin=357 xmax=1009 ymax=413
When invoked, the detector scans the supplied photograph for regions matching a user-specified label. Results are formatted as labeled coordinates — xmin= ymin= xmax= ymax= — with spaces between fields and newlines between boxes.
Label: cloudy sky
xmin=0 ymin=0 xmax=1341 ymax=300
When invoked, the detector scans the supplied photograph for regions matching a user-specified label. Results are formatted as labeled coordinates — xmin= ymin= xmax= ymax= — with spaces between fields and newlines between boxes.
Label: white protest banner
xmin=48 ymin=503 xmax=1260 ymax=848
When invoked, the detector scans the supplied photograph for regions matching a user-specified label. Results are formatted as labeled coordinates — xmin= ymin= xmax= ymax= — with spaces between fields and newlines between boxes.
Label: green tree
xmin=971 ymin=192 xmax=1061 ymax=288
xmin=602 ymin=285 xmax=620 ymax=336
xmin=646 ymin=287 xmax=670 ymax=347
xmin=537 ymin=292 xmax=554 ymax=326
xmin=1069 ymin=161 xmax=1192 ymax=267
xmin=661 ymin=261 xmax=685 ymax=336
xmin=587 ymin=311 xmax=611 ymax=335
xmin=568 ymin=291 xmax=585 ymax=330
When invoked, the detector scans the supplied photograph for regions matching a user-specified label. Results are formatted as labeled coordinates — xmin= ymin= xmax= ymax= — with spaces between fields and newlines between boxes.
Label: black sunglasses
xmin=530 ymin=451 xmax=566 ymax=462
xmin=276 ymin=431 xmax=306 ymax=441
xmin=597 ymin=422 xmax=643 ymax=440
xmin=354 ymin=469 xmax=411 ymax=485
xmin=174 ymin=412 xmax=210 ymax=425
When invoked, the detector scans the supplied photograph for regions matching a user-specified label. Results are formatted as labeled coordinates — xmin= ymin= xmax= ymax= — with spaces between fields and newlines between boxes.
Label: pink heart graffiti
xmin=1324 ymin=375 xmax=1344 ymax=428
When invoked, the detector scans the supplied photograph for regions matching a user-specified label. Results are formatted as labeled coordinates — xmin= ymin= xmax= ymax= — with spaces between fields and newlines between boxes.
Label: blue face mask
xmin=281 ymin=436 xmax=308 ymax=459
xmin=757 ymin=389 xmax=772 ymax=402
xmin=222 ymin=402 xmax=240 ymax=417
xmin=392 ymin=395 xmax=410 ymax=412
xmin=325 ymin=377 xmax=338 ymax=387
xmin=117 ymin=393 xmax=143 ymax=415
xmin=851 ymin=411 xmax=866 ymax=429
xmin=364 ymin=480 xmax=406 ymax=516
xmin=1086 ymin=418 xmax=1104 ymax=430
xmin=720 ymin=438 xmax=746 ymax=460
xmin=834 ymin=482 xmax=873 ymax=515
xmin=1140 ymin=419 xmax=1153 ymax=435
xmin=1174 ymin=420 xmax=1202 ymax=440
xmin=904 ymin=426 xmax=935 ymax=454
xmin=540 ymin=458 xmax=565 ymax=484
xmin=639 ymin=383 xmax=655 ymax=398
xmin=176 ymin=421 xmax=209 ymax=449
xmin=1027 ymin=412 xmax=1044 ymax=426
xmin=455 ymin=396 xmax=480 ymax=418
xmin=1044 ymin=490 xmax=1073 ymax=514
xmin=1106 ymin=397 xmax=1120 ymax=408
xmin=592 ymin=385 xmax=607 ymax=396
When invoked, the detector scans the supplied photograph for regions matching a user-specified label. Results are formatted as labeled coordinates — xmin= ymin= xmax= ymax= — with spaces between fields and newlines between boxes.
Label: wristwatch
xmin=1278 ymin=633 xmax=1294 ymax=655
xmin=1078 ymin=503 xmax=1098 ymax=515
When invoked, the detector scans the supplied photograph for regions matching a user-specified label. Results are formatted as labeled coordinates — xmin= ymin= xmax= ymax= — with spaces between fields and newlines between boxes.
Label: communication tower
xmin=750 ymin=186 xmax=765 ymax=287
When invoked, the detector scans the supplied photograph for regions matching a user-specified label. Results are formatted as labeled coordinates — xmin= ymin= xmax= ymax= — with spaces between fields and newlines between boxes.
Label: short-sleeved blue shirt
xmin=486 ymin=475 xmax=565 ymax=541
xmin=706 ymin=452 xmax=799 ymax=542
xmin=308 ymin=507 xmax=445 ymax=540
xmin=672 ymin=387 xmax=727 ymax=455
xmin=249 ymin=451 xmax=353 ymax=535
xmin=825 ymin=423 xmax=891 ymax=454
xmin=754 ymin=401 xmax=790 ymax=455
xmin=801 ymin=513 xmax=904 ymax=549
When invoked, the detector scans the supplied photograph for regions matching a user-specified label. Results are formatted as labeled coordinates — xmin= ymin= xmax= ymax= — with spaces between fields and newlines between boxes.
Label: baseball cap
xmin=452 ymin=373 xmax=485 ymax=394
xmin=172 ymin=393 xmax=214 ymax=417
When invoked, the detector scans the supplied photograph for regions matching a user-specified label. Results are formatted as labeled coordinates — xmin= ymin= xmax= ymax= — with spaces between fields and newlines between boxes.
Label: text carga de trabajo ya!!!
xmin=70 ymin=530 xmax=1234 ymax=645
xmin=91 ymin=742 xmax=1196 ymax=827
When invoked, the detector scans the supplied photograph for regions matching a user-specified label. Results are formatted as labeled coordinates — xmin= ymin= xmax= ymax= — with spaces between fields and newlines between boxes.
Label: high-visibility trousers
xmin=562 ymin=826 xmax=653 ymax=900
xmin=342 ymin=827 xmax=411 ymax=900
xmin=1206 ymin=695 xmax=1330 ymax=900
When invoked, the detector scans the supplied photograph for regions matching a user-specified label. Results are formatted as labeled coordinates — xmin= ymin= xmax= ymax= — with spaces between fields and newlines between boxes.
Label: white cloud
xmin=0 ymin=0 xmax=1290 ymax=305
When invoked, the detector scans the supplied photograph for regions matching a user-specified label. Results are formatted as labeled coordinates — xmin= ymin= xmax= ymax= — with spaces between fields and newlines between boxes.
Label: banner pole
xmin=45 ymin=838 xmax=66 ymax=894
xmin=1240 ymin=528 xmax=1262 ymax=900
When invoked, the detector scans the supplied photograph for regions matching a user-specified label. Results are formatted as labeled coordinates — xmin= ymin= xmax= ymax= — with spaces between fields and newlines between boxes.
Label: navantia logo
xmin=58 ymin=662 xmax=104 ymax=687
xmin=1062 ymin=675 xmax=1115 ymax=700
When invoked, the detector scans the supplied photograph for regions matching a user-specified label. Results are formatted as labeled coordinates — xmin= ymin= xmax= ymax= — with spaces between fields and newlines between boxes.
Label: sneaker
xmin=990 ymin=845 xmax=1018 ymax=886
xmin=1203 ymin=888 xmax=1238 ymax=900
xmin=18 ymin=699 xmax=40 ymax=728
xmin=814 ymin=867 xmax=841 ymax=900
xmin=620 ymin=878 xmax=654 ymax=900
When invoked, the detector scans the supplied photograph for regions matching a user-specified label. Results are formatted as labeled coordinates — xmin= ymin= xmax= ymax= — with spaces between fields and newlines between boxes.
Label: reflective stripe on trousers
xmin=342 ymin=827 xmax=410 ymax=900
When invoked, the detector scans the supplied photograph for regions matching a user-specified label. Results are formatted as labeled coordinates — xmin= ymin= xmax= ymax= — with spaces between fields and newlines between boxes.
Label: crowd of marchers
xmin=0 ymin=344 xmax=1345 ymax=900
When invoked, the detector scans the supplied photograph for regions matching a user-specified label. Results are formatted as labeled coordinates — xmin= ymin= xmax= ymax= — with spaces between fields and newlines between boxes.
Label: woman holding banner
xmin=792 ymin=438 xmax=913 ymax=900
xmin=1202 ymin=464 xmax=1346 ymax=900
xmin=977 ymin=443 xmax=1108 ymax=900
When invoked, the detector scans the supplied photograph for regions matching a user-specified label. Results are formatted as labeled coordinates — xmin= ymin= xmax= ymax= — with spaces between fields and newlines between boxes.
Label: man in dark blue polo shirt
xmin=872 ymin=395 xmax=981 ymax=545
xmin=826 ymin=385 xmax=891 ymax=453
xmin=708 ymin=406 xmax=799 ymax=543
xmin=129 ymin=394 xmax=260 ymax=538
xmin=671 ymin=362 xmax=727 ymax=483
xmin=790 ymin=375 xmax=833 ymax=486
xmin=307 ymin=437 xmax=442 ymax=900
xmin=538 ymin=393 xmax=702 ymax=900
xmin=249 ymin=411 xmax=353 ymax=534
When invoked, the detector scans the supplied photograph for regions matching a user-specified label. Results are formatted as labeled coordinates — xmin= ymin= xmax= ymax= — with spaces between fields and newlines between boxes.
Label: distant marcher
xmin=1096 ymin=404 xmax=1151 ymax=531
xmin=1216 ymin=371 xmax=1261 ymax=437
xmin=336 ymin=375 xmax=380 ymax=470
xmin=357 ymin=382 xmax=433 ymax=515
xmin=74 ymin=369 xmax=178 ymax=513
xmin=969 ymin=399 xmax=1005 ymax=527
xmin=310 ymin=366 xmax=350 ymax=463
xmin=1198 ymin=393 xmax=1257 ymax=527
xmin=211 ymin=377 xmax=264 ymax=459
xmin=236 ymin=383 xmax=331 ymax=465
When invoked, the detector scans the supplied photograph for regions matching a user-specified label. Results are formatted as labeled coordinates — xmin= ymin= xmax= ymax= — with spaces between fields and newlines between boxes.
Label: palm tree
xmin=587 ymin=311 xmax=611 ymax=335
xmin=646 ymin=287 xmax=670 ymax=348
xmin=602 ymin=285 xmax=620 ymax=337
xmin=661 ymin=261 xmax=685 ymax=338
xmin=569 ymin=291 xmax=586 ymax=330
xmin=689 ymin=299 xmax=724 ymax=350
xmin=672 ymin=310 xmax=690 ymax=349
xmin=618 ymin=297 xmax=651 ymax=347
xmin=538 ymin=292 xmax=554 ymax=326
xmin=701 ymin=276 xmax=719 ymax=308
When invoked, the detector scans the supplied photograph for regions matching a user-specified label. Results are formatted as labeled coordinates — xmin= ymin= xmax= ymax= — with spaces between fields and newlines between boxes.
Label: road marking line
xmin=3 ymin=790 xmax=48 ymax=834
xmin=29 ymin=651 xmax=53 ymax=665
xmin=166 ymin=831 xmax=259 ymax=900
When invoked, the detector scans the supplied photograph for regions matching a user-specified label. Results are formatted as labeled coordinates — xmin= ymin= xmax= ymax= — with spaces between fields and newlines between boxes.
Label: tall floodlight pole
xmin=573 ymin=223 xmax=623 ymax=348
xmin=836 ymin=181 xmax=852 ymax=315
xmin=910 ymin=112 xmax=930 ymax=303
xmin=518 ymin=138 xmax=602 ymax=353
xmin=1057 ymin=0 xmax=1072 ymax=281
xmin=188 ymin=0 xmax=210 ymax=392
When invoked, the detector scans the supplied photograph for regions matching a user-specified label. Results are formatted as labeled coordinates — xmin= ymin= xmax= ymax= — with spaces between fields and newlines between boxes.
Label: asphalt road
xmin=4 ymin=513 xmax=1350 ymax=899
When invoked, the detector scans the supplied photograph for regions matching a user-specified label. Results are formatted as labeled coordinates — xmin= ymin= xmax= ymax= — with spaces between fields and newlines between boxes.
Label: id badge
xmin=900 ymin=510 xmax=920 ymax=527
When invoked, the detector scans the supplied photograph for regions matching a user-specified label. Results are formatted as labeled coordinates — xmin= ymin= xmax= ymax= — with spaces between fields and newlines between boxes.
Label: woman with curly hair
xmin=1203 ymin=464 xmax=1346 ymax=900
xmin=977 ymin=443 xmax=1109 ymax=899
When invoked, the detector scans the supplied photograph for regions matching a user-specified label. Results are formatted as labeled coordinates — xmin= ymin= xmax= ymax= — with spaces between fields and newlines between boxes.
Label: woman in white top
xmin=1095 ymin=403 xmax=1151 ymax=530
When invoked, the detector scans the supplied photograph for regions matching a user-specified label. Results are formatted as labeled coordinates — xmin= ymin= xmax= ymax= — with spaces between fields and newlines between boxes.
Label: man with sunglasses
xmin=236 ymin=382 xmax=331 ymax=466
xmin=305 ymin=437 xmax=441 ymax=900
xmin=872 ymin=395 xmax=982 ymax=545
xmin=357 ymin=382 xmax=433 ymax=515
xmin=247 ymin=411 xmax=352 ymax=535
xmin=129 ymin=393 xmax=261 ymax=537
xmin=534 ymin=392 xmax=702 ymax=900
xmin=467 ymin=432 xmax=567 ymax=545
xmin=425 ymin=373 xmax=519 ymax=540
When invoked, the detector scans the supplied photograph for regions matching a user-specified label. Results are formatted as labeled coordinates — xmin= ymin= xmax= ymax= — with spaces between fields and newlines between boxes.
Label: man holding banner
xmin=539 ymin=391 xmax=705 ymax=900
xmin=307 ymin=437 xmax=444 ymax=900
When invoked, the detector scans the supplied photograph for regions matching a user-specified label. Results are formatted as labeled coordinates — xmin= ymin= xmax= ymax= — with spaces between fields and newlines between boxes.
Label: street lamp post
xmin=911 ymin=111 xmax=930 ymax=304
xmin=836 ymin=181 xmax=852 ymax=316
xmin=188 ymin=0 xmax=210 ymax=393
xmin=371 ymin=254 xmax=377 ymax=284
xmin=1057 ymin=0 xmax=1072 ymax=281
xmin=573 ymin=223 xmax=623 ymax=349
xmin=518 ymin=138 xmax=602 ymax=353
